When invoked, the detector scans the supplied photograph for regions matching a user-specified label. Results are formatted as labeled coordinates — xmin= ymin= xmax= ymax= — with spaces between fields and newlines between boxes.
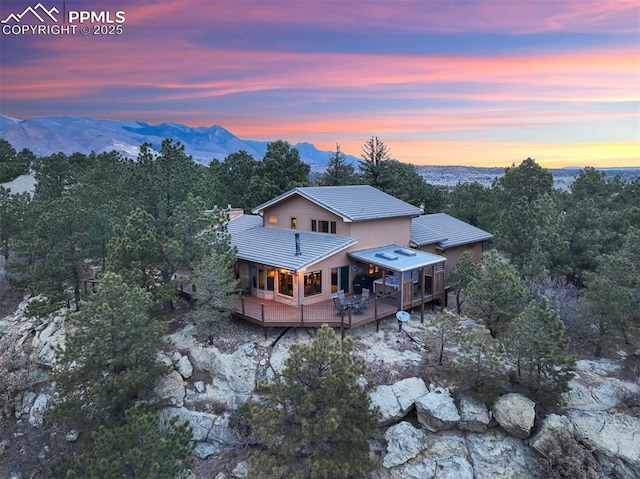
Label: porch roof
xmin=347 ymin=244 xmax=446 ymax=273
xmin=231 ymin=225 xmax=357 ymax=272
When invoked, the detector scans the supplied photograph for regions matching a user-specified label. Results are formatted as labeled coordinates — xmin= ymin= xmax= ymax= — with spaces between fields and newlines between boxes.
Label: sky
xmin=0 ymin=0 xmax=638 ymax=168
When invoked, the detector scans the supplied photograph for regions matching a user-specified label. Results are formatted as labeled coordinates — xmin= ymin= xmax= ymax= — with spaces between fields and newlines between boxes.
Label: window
xmin=304 ymin=270 xmax=322 ymax=297
xmin=290 ymin=217 xmax=297 ymax=229
xmin=268 ymin=215 xmax=278 ymax=224
xmin=252 ymin=267 xmax=275 ymax=291
xmin=311 ymin=219 xmax=337 ymax=234
xmin=278 ymin=270 xmax=294 ymax=297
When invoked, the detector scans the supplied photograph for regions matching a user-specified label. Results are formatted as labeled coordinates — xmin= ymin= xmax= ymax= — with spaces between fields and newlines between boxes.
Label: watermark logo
xmin=1 ymin=3 xmax=59 ymax=23
xmin=1 ymin=2 xmax=126 ymax=36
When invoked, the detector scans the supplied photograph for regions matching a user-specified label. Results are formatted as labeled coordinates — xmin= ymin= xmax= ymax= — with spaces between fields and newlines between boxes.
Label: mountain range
xmin=0 ymin=114 xmax=358 ymax=168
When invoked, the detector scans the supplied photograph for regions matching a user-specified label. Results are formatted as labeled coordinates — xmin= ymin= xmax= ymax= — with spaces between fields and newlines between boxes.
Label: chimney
xmin=295 ymin=233 xmax=301 ymax=256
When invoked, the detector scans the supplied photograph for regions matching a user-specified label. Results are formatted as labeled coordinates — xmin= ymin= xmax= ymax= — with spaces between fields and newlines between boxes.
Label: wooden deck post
xmin=420 ymin=268 xmax=425 ymax=324
xmin=241 ymin=296 xmax=245 ymax=315
xmin=261 ymin=304 xmax=266 ymax=340
xmin=374 ymin=297 xmax=379 ymax=332
xmin=340 ymin=310 xmax=345 ymax=340
xmin=300 ymin=304 xmax=304 ymax=327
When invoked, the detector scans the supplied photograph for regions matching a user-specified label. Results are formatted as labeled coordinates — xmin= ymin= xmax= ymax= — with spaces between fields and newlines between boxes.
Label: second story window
xmin=311 ymin=219 xmax=337 ymax=234
xmin=268 ymin=215 xmax=278 ymax=224
xmin=290 ymin=217 xmax=297 ymax=229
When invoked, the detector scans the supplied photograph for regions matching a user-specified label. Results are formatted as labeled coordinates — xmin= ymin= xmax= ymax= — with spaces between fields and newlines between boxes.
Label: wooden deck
xmin=232 ymin=290 xmax=443 ymax=334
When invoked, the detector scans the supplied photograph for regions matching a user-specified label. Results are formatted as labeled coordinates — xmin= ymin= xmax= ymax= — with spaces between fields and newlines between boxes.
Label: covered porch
xmin=347 ymin=244 xmax=446 ymax=312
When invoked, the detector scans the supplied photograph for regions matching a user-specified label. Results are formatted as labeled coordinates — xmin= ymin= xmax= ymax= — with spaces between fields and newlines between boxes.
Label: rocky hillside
xmin=1 ymin=295 xmax=639 ymax=479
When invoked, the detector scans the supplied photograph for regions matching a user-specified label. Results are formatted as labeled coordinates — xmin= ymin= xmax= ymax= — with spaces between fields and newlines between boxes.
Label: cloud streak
xmin=0 ymin=0 xmax=638 ymax=167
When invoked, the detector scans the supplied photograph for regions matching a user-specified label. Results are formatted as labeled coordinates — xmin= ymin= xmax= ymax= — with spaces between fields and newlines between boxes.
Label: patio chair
xmin=337 ymin=290 xmax=346 ymax=302
xmin=361 ymin=288 xmax=371 ymax=305
xmin=352 ymin=295 xmax=368 ymax=314
xmin=333 ymin=296 xmax=348 ymax=314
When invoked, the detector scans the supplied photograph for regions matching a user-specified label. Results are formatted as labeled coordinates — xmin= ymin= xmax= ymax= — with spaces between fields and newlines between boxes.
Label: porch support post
xmin=261 ymin=303 xmax=266 ymax=340
xmin=341 ymin=311 xmax=345 ymax=340
xmin=420 ymin=267 xmax=425 ymax=324
xmin=399 ymin=273 xmax=404 ymax=312
xmin=300 ymin=304 xmax=304 ymax=327
xmin=374 ymin=296 xmax=379 ymax=332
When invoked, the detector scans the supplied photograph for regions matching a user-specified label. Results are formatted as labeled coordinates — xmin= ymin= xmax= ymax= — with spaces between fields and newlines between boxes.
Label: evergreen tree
xmin=446 ymin=250 xmax=481 ymax=314
xmin=358 ymin=136 xmax=391 ymax=190
xmin=430 ymin=311 xmax=461 ymax=366
xmin=207 ymin=151 xmax=260 ymax=210
xmin=0 ymin=187 xmax=30 ymax=262
xmin=248 ymin=324 xmax=379 ymax=479
xmin=52 ymin=402 xmax=194 ymax=479
xmin=252 ymin=140 xmax=310 ymax=205
xmin=454 ymin=325 xmax=507 ymax=404
xmin=465 ymin=250 xmax=528 ymax=337
xmin=316 ymin=145 xmax=358 ymax=186
xmin=506 ymin=299 xmax=575 ymax=407
xmin=0 ymin=139 xmax=33 ymax=182
xmin=51 ymin=273 xmax=169 ymax=429
xmin=577 ymin=230 xmax=640 ymax=357
xmin=445 ymin=181 xmax=494 ymax=230
xmin=187 ymin=245 xmax=239 ymax=332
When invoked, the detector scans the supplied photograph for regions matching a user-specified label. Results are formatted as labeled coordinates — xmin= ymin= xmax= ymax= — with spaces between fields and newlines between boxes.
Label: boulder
xmin=383 ymin=421 xmax=427 ymax=468
xmin=176 ymin=355 xmax=194 ymax=379
xmin=153 ymin=370 xmax=186 ymax=407
xmin=28 ymin=393 xmax=51 ymax=428
xmin=414 ymin=387 xmax=460 ymax=432
xmin=189 ymin=342 xmax=258 ymax=407
xmin=466 ymin=429 xmax=542 ymax=479
xmin=370 ymin=377 xmax=430 ymax=426
xmin=392 ymin=377 xmax=429 ymax=413
xmin=492 ymin=393 xmax=535 ymax=439
xmin=370 ymin=385 xmax=402 ymax=425
xmin=383 ymin=431 xmax=473 ymax=479
xmin=529 ymin=414 xmax=573 ymax=458
xmin=567 ymin=410 xmax=640 ymax=478
xmin=457 ymin=395 xmax=490 ymax=433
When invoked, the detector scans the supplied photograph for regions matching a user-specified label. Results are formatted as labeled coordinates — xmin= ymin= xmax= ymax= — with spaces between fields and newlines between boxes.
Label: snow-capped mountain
xmin=0 ymin=115 xmax=357 ymax=167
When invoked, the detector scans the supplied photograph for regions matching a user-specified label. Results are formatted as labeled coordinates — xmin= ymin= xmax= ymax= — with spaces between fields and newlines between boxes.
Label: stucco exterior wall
xmin=261 ymin=196 xmax=344 ymax=233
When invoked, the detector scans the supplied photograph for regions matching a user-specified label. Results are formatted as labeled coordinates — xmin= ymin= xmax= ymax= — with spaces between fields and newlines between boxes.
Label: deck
xmin=232 ymin=290 xmax=443 ymax=335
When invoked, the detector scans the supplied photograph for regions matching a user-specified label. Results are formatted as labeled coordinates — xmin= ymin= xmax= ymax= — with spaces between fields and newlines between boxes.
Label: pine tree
xmin=248 ymin=324 xmax=380 ymax=479
xmin=358 ymin=136 xmax=391 ymax=190
xmin=454 ymin=325 xmax=508 ymax=404
xmin=51 ymin=273 xmax=169 ymax=429
xmin=465 ymin=250 xmax=528 ymax=337
xmin=52 ymin=402 xmax=194 ymax=479
xmin=446 ymin=250 xmax=482 ymax=314
xmin=506 ymin=299 xmax=575 ymax=407
xmin=316 ymin=145 xmax=358 ymax=186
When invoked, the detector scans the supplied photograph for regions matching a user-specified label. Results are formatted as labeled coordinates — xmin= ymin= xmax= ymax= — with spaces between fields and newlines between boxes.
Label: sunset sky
xmin=0 ymin=0 xmax=638 ymax=167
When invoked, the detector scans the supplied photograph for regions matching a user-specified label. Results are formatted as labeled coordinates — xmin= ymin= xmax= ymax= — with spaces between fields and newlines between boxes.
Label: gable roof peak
xmin=253 ymin=185 xmax=423 ymax=222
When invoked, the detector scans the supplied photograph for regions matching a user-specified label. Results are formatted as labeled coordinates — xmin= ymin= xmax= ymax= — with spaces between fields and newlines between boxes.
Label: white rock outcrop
xmin=492 ymin=393 xmax=535 ymax=439
xmin=458 ymin=395 xmax=490 ymax=433
xmin=370 ymin=377 xmax=429 ymax=425
xmin=383 ymin=421 xmax=427 ymax=468
xmin=414 ymin=387 xmax=460 ymax=432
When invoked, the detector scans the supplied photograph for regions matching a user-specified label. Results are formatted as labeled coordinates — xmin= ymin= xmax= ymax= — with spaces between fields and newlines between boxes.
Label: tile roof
xmin=252 ymin=185 xmax=423 ymax=222
xmin=229 ymin=215 xmax=357 ymax=272
xmin=347 ymin=244 xmax=445 ymax=272
xmin=411 ymin=213 xmax=493 ymax=248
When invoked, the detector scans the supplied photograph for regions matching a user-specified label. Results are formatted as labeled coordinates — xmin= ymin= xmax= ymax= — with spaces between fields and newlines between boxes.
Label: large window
xmin=311 ymin=219 xmax=337 ymax=234
xmin=278 ymin=270 xmax=294 ymax=297
xmin=304 ymin=270 xmax=322 ymax=297
xmin=252 ymin=267 xmax=275 ymax=291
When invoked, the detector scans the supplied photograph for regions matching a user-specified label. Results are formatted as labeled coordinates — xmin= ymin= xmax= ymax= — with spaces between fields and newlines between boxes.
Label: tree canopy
xmin=248 ymin=324 xmax=380 ymax=479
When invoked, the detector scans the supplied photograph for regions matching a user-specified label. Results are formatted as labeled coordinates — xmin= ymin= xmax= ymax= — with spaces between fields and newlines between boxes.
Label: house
xmin=228 ymin=185 xmax=490 ymax=332
xmin=411 ymin=213 xmax=493 ymax=275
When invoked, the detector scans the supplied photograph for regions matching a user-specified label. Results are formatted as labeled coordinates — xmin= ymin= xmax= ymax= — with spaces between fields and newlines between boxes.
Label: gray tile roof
xmin=347 ymin=244 xmax=445 ymax=272
xmin=252 ymin=185 xmax=423 ymax=222
xmin=228 ymin=214 xmax=262 ymax=236
xmin=411 ymin=213 xmax=493 ymax=248
xmin=229 ymin=215 xmax=357 ymax=271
